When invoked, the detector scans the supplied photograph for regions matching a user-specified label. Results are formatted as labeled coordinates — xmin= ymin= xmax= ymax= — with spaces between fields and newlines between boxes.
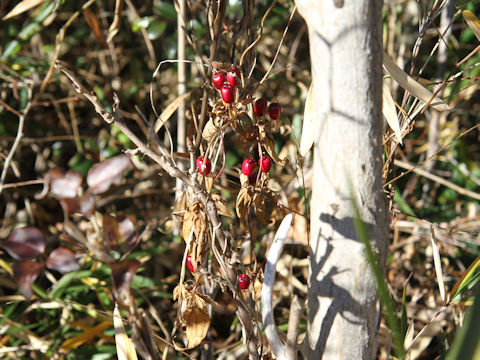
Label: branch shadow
xmin=307 ymin=213 xmax=379 ymax=357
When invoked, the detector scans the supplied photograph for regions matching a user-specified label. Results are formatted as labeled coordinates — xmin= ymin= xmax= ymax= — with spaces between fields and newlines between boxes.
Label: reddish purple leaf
xmin=60 ymin=192 xmax=96 ymax=216
xmin=12 ymin=261 xmax=44 ymax=300
xmin=4 ymin=227 xmax=47 ymax=260
xmin=103 ymin=214 xmax=138 ymax=255
xmin=46 ymin=247 xmax=80 ymax=273
xmin=86 ymin=154 xmax=132 ymax=194
xmin=111 ymin=259 xmax=141 ymax=308
xmin=46 ymin=169 xmax=83 ymax=199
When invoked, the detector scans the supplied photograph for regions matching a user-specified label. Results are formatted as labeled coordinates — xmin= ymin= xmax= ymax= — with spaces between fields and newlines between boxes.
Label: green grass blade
xmin=445 ymin=283 xmax=480 ymax=360
xmin=352 ymin=199 xmax=405 ymax=359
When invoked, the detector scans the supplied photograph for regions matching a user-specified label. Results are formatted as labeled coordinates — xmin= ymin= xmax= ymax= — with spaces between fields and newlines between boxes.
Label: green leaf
xmin=394 ymin=191 xmax=416 ymax=217
xmin=352 ymin=197 xmax=405 ymax=359
xmin=449 ymin=256 xmax=480 ymax=303
xmin=445 ymin=283 xmax=480 ymax=360
xmin=147 ymin=20 xmax=167 ymax=40
xmin=51 ymin=270 xmax=92 ymax=299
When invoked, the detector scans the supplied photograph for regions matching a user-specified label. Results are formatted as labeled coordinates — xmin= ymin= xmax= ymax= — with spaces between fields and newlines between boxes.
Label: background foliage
xmin=1 ymin=0 xmax=480 ymax=359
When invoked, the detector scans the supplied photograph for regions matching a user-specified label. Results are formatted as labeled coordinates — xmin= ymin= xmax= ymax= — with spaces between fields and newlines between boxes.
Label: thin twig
xmin=259 ymin=5 xmax=296 ymax=85
xmin=394 ymin=159 xmax=480 ymax=201
xmin=0 ymin=83 xmax=33 ymax=194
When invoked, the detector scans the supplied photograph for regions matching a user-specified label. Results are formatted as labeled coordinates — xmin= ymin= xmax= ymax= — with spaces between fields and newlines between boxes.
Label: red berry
xmin=196 ymin=156 xmax=212 ymax=176
xmin=259 ymin=155 xmax=272 ymax=173
xmin=226 ymin=67 xmax=241 ymax=87
xmin=241 ymin=158 xmax=257 ymax=176
xmin=268 ymin=103 xmax=281 ymax=120
xmin=221 ymin=84 xmax=234 ymax=103
xmin=187 ymin=254 xmax=194 ymax=272
xmin=238 ymin=273 xmax=250 ymax=290
xmin=254 ymin=98 xmax=268 ymax=117
xmin=212 ymin=72 xmax=225 ymax=89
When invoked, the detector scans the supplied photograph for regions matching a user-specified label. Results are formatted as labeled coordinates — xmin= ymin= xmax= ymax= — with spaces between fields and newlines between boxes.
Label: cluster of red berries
xmin=212 ymin=67 xmax=241 ymax=104
xmin=253 ymin=98 xmax=281 ymax=121
xmin=241 ymin=155 xmax=272 ymax=176
xmin=187 ymin=254 xmax=250 ymax=290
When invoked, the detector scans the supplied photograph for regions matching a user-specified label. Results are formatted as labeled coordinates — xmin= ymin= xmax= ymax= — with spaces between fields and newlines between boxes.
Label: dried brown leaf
xmin=12 ymin=261 xmax=44 ymax=300
xmin=182 ymin=209 xmax=195 ymax=243
xmin=264 ymin=134 xmax=288 ymax=166
xmin=212 ymin=193 xmax=232 ymax=217
xmin=60 ymin=192 xmax=96 ymax=216
xmin=463 ymin=10 xmax=480 ymax=42
xmin=87 ymin=154 xmax=132 ymax=194
xmin=233 ymin=113 xmax=255 ymax=143
xmin=202 ymin=117 xmax=223 ymax=143
xmin=46 ymin=247 xmax=80 ymax=274
xmin=383 ymin=53 xmax=450 ymax=111
xmin=253 ymin=189 xmax=277 ymax=224
xmin=46 ymin=169 xmax=83 ymax=199
xmin=236 ymin=187 xmax=252 ymax=231
xmin=183 ymin=304 xmax=210 ymax=349
xmin=2 ymin=0 xmax=45 ymax=20
xmin=111 ymin=259 xmax=141 ymax=309
xmin=83 ymin=8 xmax=107 ymax=46
xmin=4 ymin=227 xmax=46 ymax=260
xmin=103 ymin=214 xmax=138 ymax=256
xmin=154 ymin=92 xmax=191 ymax=133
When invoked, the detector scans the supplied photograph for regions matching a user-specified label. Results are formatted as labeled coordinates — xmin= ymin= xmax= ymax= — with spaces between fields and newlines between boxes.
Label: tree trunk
xmin=295 ymin=0 xmax=388 ymax=359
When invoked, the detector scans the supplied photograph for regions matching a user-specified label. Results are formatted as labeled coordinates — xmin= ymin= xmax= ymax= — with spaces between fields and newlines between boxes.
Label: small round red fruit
xmin=259 ymin=155 xmax=272 ymax=173
xmin=221 ymin=84 xmax=234 ymax=104
xmin=254 ymin=98 xmax=268 ymax=117
xmin=241 ymin=158 xmax=257 ymax=176
xmin=196 ymin=156 xmax=212 ymax=176
xmin=268 ymin=103 xmax=281 ymax=120
xmin=212 ymin=72 xmax=225 ymax=89
xmin=238 ymin=273 xmax=250 ymax=290
xmin=226 ymin=67 xmax=241 ymax=87
xmin=187 ymin=254 xmax=194 ymax=272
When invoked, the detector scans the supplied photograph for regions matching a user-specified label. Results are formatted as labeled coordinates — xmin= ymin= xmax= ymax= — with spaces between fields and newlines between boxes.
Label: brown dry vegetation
xmin=1 ymin=0 xmax=480 ymax=359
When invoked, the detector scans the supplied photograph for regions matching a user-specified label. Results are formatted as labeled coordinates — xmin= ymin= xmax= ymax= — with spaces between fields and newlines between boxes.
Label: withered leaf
xmin=103 ymin=214 xmax=138 ymax=256
xmin=253 ymin=189 xmax=278 ymax=224
xmin=204 ymin=175 xmax=214 ymax=193
xmin=87 ymin=154 xmax=132 ymax=194
xmin=4 ymin=227 xmax=47 ymax=260
xmin=212 ymin=193 xmax=232 ymax=217
xmin=263 ymin=133 xmax=288 ymax=166
xmin=233 ymin=113 xmax=255 ymax=143
xmin=83 ymin=8 xmax=107 ymax=46
xmin=60 ymin=192 xmax=96 ymax=216
xmin=46 ymin=247 xmax=80 ymax=273
xmin=236 ymin=187 xmax=252 ymax=231
xmin=2 ymin=0 xmax=45 ymax=21
xmin=182 ymin=209 xmax=195 ymax=243
xmin=154 ymin=92 xmax=192 ymax=133
xmin=202 ymin=117 xmax=222 ymax=143
xmin=183 ymin=304 xmax=210 ymax=349
xmin=46 ymin=169 xmax=83 ymax=199
xmin=111 ymin=259 xmax=141 ymax=309
xmin=12 ymin=260 xmax=44 ymax=300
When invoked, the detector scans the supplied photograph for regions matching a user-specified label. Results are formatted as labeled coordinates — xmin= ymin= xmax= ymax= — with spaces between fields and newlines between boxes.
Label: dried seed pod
xmin=233 ymin=113 xmax=255 ymax=143
xmin=202 ymin=116 xmax=223 ymax=142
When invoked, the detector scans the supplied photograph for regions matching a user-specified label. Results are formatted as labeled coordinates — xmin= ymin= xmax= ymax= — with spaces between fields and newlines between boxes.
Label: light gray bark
xmin=295 ymin=0 xmax=388 ymax=359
